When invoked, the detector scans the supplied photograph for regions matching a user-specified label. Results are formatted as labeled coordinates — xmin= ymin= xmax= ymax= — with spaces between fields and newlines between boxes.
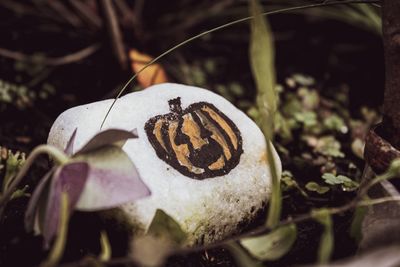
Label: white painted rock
xmin=48 ymin=83 xmax=281 ymax=245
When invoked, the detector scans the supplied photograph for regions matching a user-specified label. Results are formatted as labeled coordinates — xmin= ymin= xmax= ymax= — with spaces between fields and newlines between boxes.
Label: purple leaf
xmin=25 ymin=168 xmax=54 ymax=232
xmin=64 ymin=128 xmax=77 ymax=156
xmin=74 ymin=145 xmax=150 ymax=211
xmin=75 ymin=128 xmax=138 ymax=155
xmin=43 ymin=162 xmax=89 ymax=247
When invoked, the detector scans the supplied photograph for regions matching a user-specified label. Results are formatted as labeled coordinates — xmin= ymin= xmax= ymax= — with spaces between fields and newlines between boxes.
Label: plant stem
xmin=98 ymin=0 xmax=127 ymax=70
xmin=358 ymin=196 xmax=400 ymax=206
xmin=0 ymin=145 xmax=68 ymax=215
xmin=99 ymin=231 xmax=112 ymax=262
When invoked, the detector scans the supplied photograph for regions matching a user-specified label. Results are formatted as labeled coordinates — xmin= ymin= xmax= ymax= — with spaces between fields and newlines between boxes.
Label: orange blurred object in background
xmin=129 ymin=49 xmax=168 ymax=88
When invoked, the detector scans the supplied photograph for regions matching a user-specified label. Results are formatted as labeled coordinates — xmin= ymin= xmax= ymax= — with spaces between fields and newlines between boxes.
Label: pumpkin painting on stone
xmin=145 ymin=97 xmax=243 ymax=179
xmin=48 ymin=83 xmax=281 ymax=245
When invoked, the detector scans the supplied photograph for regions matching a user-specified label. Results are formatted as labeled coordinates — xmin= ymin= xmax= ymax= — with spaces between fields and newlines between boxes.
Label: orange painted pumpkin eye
xmin=145 ymin=97 xmax=243 ymax=179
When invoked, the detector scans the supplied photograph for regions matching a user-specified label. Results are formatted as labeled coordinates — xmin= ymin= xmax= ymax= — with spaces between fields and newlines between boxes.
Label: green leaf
xmin=10 ymin=185 xmax=30 ymax=200
xmin=313 ymin=136 xmax=345 ymax=158
xmin=321 ymin=173 xmax=359 ymax=191
xmin=291 ymin=74 xmax=315 ymax=86
xmin=147 ymin=209 xmax=187 ymax=245
xmin=294 ymin=111 xmax=318 ymax=128
xmin=306 ymin=182 xmax=330 ymax=194
xmin=226 ymin=242 xmax=263 ymax=267
xmin=131 ymin=210 xmax=187 ymax=267
xmin=131 ymin=235 xmax=175 ymax=267
xmin=323 ymin=114 xmax=347 ymax=133
xmin=240 ymin=224 xmax=297 ymax=261
xmin=322 ymin=173 xmax=338 ymax=185
xmin=249 ymin=0 xmax=277 ymax=140
xmin=248 ymin=1 xmax=281 ymax=227
xmin=350 ymin=205 xmax=368 ymax=243
xmin=2 ymin=150 xmax=25 ymax=192
xmin=282 ymin=171 xmax=309 ymax=197
xmin=312 ymin=209 xmax=334 ymax=264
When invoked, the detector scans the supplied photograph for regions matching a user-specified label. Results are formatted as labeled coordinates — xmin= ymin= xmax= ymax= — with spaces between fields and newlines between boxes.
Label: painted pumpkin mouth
xmin=145 ymin=97 xmax=244 ymax=179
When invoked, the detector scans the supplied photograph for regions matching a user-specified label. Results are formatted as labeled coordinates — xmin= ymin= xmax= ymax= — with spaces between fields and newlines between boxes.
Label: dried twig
xmin=46 ymin=0 xmax=83 ymax=28
xmin=114 ymin=0 xmax=144 ymax=39
xmin=98 ymin=0 xmax=128 ymax=70
xmin=133 ymin=0 xmax=145 ymax=27
xmin=0 ymin=0 xmax=60 ymax=22
xmin=0 ymin=0 xmax=36 ymax=15
xmin=0 ymin=43 xmax=101 ymax=66
xmin=153 ymin=0 xmax=235 ymax=37
xmin=114 ymin=0 xmax=136 ymax=27
xmin=69 ymin=0 xmax=102 ymax=29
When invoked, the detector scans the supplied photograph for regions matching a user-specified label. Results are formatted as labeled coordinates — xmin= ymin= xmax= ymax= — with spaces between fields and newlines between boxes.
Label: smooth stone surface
xmin=48 ymin=83 xmax=281 ymax=245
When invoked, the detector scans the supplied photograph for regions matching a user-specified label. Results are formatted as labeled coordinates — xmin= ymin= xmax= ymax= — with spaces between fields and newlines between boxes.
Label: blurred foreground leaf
xmin=147 ymin=209 xmax=187 ymax=245
xmin=226 ymin=242 xmax=263 ymax=267
xmin=312 ymin=209 xmax=334 ymax=264
xmin=131 ymin=235 xmax=174 ymax=267
xmin=131 ymin=209 xmax=187 ymax=267
xmin=240 ymin=223 xmax=297 ymax=261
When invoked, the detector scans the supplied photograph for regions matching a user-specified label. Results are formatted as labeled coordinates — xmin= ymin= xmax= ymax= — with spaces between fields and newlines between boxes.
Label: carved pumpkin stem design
xmin=168 ymin=97 xmax=183 ymax=114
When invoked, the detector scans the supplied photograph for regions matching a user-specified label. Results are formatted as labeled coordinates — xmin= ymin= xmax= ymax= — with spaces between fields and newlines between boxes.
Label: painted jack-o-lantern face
xmin=145 ymin=97 xmax=243 ymax=179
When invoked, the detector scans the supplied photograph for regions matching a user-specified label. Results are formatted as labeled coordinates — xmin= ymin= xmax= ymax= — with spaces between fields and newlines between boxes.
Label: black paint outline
xmin=144 ymin=97 xmax=243 ymax=180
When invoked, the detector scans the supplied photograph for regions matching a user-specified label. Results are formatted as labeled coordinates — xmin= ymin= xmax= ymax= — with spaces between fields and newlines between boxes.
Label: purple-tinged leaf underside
xmin=25 ymin=168 xmax=55 ymax=232
xmin=74 ymin=145 xmax=150 ymax=211
xmin=75 ymin=128 xmax=138 ymax=155
xmin=43 ymin=162 xmax=89 ymax=247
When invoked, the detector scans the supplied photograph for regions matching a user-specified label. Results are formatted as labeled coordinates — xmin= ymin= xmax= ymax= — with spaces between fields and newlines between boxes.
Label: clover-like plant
xmin=0 ymin=128 xmax=151 ymax=248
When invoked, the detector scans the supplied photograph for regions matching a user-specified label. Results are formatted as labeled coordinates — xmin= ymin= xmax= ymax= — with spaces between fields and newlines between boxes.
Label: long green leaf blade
xmin=249 ymin=0 xmax=281 ymax=228
xmin=249 ymin=0 xmax=277 ymax=141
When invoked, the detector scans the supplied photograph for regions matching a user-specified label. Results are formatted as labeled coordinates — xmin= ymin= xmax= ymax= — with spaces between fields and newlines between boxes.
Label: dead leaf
xmin=129 ymin=49 xmax=168 ymax=88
